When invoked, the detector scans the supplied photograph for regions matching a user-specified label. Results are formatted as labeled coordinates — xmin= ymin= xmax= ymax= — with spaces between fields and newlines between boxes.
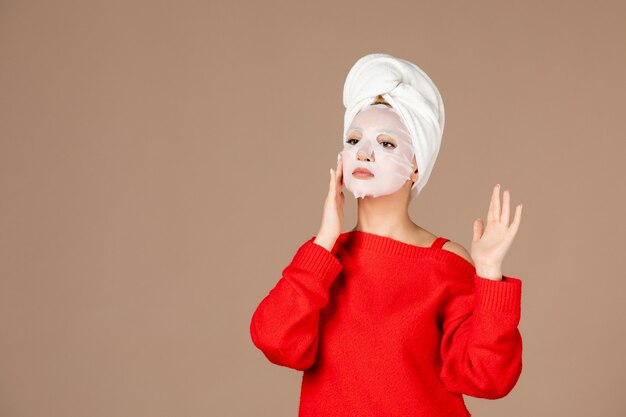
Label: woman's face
xmin=340 ymin=104 xmax=416 ymax=199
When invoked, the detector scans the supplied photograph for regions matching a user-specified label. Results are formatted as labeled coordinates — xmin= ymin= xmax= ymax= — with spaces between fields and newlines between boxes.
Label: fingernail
xmin=338 ymin=153 xmax=341 ymax=160
xmin=330 ymin=168 xmax=333 ymax=175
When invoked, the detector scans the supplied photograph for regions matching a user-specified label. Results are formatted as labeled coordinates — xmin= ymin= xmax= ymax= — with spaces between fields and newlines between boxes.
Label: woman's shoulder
xmin=404 ymin=225 xmax=439 ymax=248
xmin=412 ymin=226 xmax=475 ymax=274
xmin=439 ymin=240 xmax=474 ymax=267
xmin=408 ymin=226 xmax=473 ymax=264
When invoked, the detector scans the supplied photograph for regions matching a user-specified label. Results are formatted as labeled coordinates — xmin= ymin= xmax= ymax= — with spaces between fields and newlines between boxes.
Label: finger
xmin=329 ymin=168 xmax=336 ymax=194
xmin=336 ymin=154 xmax=343 ymax=188
xmin=512 ymin=204 xmax=522 ymax=231
xmin=506 ymin=204 xmax=522 ymax=238
xmin=472 ymin=218 xmax=481 ymax=242
xmin=502 ymin=188 xmax=510 ymax=225
xmin=488 ymin=184 xmax=498 ymax=223
xmin=494 ymin=184 xmax=501 ymax=223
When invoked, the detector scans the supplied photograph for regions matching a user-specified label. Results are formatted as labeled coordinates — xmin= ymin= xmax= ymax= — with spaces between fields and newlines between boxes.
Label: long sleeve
xmin=438 ymin=269 xmax=523 ymax=399
xmin=250 ymin=237 xmax=343 ymax=371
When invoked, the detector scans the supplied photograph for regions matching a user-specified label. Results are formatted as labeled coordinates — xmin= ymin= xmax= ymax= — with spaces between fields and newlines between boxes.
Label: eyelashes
xmin=346 ymin=138 xmax=396 ymax=149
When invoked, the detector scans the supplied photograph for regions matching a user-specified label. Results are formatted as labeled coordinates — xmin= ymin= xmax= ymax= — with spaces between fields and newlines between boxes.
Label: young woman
xmin=250 ymin=53 xmax=524 ymax=417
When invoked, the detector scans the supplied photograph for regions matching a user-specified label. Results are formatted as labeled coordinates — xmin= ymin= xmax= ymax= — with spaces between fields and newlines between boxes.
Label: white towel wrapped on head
xmin=342 ymin=53 xmax=445 ymax=199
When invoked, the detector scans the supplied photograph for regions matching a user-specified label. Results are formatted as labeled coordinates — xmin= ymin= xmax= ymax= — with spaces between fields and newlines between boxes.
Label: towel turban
xmin=342 ymin=53 xmax=446 ymax=199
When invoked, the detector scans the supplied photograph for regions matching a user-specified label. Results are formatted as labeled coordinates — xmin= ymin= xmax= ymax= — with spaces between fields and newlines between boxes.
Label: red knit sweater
xmin=250 ymin=231 xmax=523 ymax=417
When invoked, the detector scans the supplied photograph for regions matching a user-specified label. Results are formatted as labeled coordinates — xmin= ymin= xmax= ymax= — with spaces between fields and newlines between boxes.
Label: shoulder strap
xmin=430 ymin=237 xmax=449 ymax=249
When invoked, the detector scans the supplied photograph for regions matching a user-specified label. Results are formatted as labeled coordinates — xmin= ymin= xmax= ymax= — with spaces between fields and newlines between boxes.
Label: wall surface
xmin=1 ymin=1 xmax=624 ymax=416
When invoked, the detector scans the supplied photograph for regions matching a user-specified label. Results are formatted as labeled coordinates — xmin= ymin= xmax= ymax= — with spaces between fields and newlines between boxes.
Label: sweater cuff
xmin=473 ymin=274 xmax=522 ymax=315
xmin=289 ymin=238 xmax=343 ymax=290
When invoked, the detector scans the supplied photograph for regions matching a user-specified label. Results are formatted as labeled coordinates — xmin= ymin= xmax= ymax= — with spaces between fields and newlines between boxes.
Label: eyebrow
xmin=348 ymin=127 xmax=401 ymax=136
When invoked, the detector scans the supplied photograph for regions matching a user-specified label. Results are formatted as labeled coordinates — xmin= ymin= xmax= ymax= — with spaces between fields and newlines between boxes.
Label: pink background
xmin=1 ymin=1 xmax=624 ymax=416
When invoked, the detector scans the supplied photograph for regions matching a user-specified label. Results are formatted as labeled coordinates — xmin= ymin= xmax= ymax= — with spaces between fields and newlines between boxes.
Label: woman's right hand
xmin=313 ymin=153 xmax=344 ymax=251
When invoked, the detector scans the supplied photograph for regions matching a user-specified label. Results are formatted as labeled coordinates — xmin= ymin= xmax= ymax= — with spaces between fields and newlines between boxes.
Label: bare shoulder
xmin=440 ymin=240 xmax=474 ymax=266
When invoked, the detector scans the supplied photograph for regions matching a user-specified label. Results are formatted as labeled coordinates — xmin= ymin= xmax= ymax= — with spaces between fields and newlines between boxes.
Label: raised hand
xmin=313 ymin=153 xmax=345 ymax=251
xmin=471 ymin=184 xmax=523 ymax=280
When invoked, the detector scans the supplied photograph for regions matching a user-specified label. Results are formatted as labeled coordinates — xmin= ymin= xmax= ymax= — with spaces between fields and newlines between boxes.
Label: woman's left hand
xmin=471 ymin=184 xmax=523 ymax=280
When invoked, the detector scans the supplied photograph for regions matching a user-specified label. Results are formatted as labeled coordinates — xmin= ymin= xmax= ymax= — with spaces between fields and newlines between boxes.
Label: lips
xmin=353 ymin=167 xmax=374 ymax=176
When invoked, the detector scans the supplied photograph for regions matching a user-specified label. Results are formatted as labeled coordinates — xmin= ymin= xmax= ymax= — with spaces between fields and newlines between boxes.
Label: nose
xmin=356 ymin=144 xmax=375 ymax=161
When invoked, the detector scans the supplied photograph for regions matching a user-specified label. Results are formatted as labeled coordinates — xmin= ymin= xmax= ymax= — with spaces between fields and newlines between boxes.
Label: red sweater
xmin=250 ymin=231 xmax=523 ymax=417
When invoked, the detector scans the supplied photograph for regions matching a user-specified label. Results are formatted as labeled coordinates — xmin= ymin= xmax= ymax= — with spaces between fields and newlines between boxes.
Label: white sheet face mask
xmin=340 ymin=104 xmax=416 ymax=199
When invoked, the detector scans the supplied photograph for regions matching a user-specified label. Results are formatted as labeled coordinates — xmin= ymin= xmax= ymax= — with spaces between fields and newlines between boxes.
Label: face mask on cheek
xmin=340 ymin=104 xmax=416 ymax=199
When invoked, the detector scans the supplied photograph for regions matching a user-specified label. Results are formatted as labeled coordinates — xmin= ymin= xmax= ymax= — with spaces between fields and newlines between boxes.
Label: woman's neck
xmin=351 ymin=193 xmax=418 ymax=239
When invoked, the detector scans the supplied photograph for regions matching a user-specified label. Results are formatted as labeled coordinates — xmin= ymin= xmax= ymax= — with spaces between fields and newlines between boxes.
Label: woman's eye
xmin=346 ymin=138 xmax=359 ymax=145
xmin=381 ymin=141 xmax=396 ymax=149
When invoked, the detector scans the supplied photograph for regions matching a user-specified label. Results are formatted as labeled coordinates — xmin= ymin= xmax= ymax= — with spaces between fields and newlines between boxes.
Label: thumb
xmin=472 ymin=218 xmax=483 ymax=243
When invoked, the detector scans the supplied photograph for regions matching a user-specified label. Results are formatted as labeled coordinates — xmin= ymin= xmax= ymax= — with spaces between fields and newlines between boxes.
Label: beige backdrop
xmin=1 ymin=0 xmax=624 ymax=416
